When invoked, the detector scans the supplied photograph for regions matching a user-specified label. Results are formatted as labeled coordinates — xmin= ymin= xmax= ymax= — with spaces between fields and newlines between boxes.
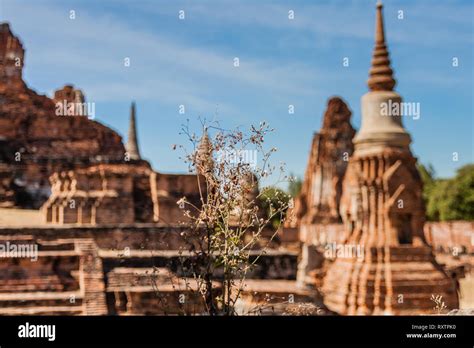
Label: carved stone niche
xmin=42 ymin=165 xmax=136 ymax=225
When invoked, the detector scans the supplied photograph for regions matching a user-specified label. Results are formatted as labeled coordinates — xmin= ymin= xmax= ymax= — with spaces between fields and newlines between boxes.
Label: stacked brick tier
xmin=323 ymin=246 xmax=458 ymax=315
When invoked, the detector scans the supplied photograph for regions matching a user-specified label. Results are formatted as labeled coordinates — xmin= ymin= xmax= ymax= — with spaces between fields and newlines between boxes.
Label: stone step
xmin=106 ymin=267 xmax=175 ymax=289
xmin=0 ymin=291 xmax=83 ymax=309
xmin=101 ymin=250 xmax=298 ymax=280
xmin=0 ymin=297 xmax=83 ymax=307
xmin=0 ymin=306 xmax=83 ymax=315
xmin=0 ymin=290 xmax=81 ymax=299
xmin=0 ymin=276 xmax=79 ymax=292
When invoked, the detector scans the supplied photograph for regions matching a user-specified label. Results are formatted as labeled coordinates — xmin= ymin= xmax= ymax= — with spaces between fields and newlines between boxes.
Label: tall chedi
xmin=322 ymin=1 xmax=458 ymax=315
xmin=126 ymin=101 xmax=141 ymax=160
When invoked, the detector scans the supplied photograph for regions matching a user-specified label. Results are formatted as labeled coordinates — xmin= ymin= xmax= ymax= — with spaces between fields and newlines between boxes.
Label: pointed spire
xmin=198 ymin=129 xmax=211 ymax=152
xmin=126 ymin=101 xmax=141 ymax=160
xmin=368 ymin=1 xmax=396 ymax=91
xmin=196 ymin=128 xmax=213 ymax=174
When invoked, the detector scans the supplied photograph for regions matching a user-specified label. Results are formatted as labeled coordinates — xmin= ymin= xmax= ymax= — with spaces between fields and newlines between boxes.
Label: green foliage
xmin=259 ymin=186 xmax=291 ymax=229
xmin=419 ymin=163 xmax=474 ymax=221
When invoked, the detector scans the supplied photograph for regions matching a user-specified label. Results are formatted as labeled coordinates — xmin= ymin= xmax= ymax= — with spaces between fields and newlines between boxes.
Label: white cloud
xmin=3 ymin=0 xmax=328 ymax=113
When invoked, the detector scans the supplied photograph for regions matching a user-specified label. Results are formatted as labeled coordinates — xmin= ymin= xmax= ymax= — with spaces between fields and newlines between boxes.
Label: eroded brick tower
xmin=322 ymin=2 xmax=458 ymax=315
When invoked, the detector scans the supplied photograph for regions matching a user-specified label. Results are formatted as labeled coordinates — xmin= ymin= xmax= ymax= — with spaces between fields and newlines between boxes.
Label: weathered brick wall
xmin=425 ymin=221 xmax=474 ymax=254
xmin=0 ymin=225 xmax=190 ymax=251
xmin=151 ymin=172 xmax=204 ymax=224
xmin=0 ymin=226 xmax=298 ymax=315
xmin=0 ymin=23 xmax=126 ymax=208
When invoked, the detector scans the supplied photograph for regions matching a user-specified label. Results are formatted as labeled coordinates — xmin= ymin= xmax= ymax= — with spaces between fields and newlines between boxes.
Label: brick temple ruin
xmin=322 ymin=2 xmax=459 ymax=314
xmin=292 ymin=2 xmax=472 ymax=315
xmin=0 ymin=21 xmax=310 ymax=315
xmin=0 ymin=2 xmax=472 ymax=316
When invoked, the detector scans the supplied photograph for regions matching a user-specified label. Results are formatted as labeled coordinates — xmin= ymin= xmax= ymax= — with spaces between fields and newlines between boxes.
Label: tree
xmin=426 ymin=179 xmax=449 ymax=221
xmin=419 ymin=163 xmax=474 ymax=221
xmin=436 ymin=164 xmax=474 ymax=221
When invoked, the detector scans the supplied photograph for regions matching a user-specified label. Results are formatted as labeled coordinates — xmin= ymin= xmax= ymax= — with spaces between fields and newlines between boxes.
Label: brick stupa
xmin=321 ymin=2 xmax=459 ymax=315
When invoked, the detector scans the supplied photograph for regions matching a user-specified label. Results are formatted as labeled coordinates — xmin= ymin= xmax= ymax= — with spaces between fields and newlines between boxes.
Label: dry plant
xmin=170 ymin=119 xmax=292 ymax=315
xmin=430 ymin=294 xmax=448 ymax=314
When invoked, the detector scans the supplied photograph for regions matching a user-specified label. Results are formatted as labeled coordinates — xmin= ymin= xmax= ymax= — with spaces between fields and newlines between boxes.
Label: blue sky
xmin=1 ymin=0 xmax=472 ymax=186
